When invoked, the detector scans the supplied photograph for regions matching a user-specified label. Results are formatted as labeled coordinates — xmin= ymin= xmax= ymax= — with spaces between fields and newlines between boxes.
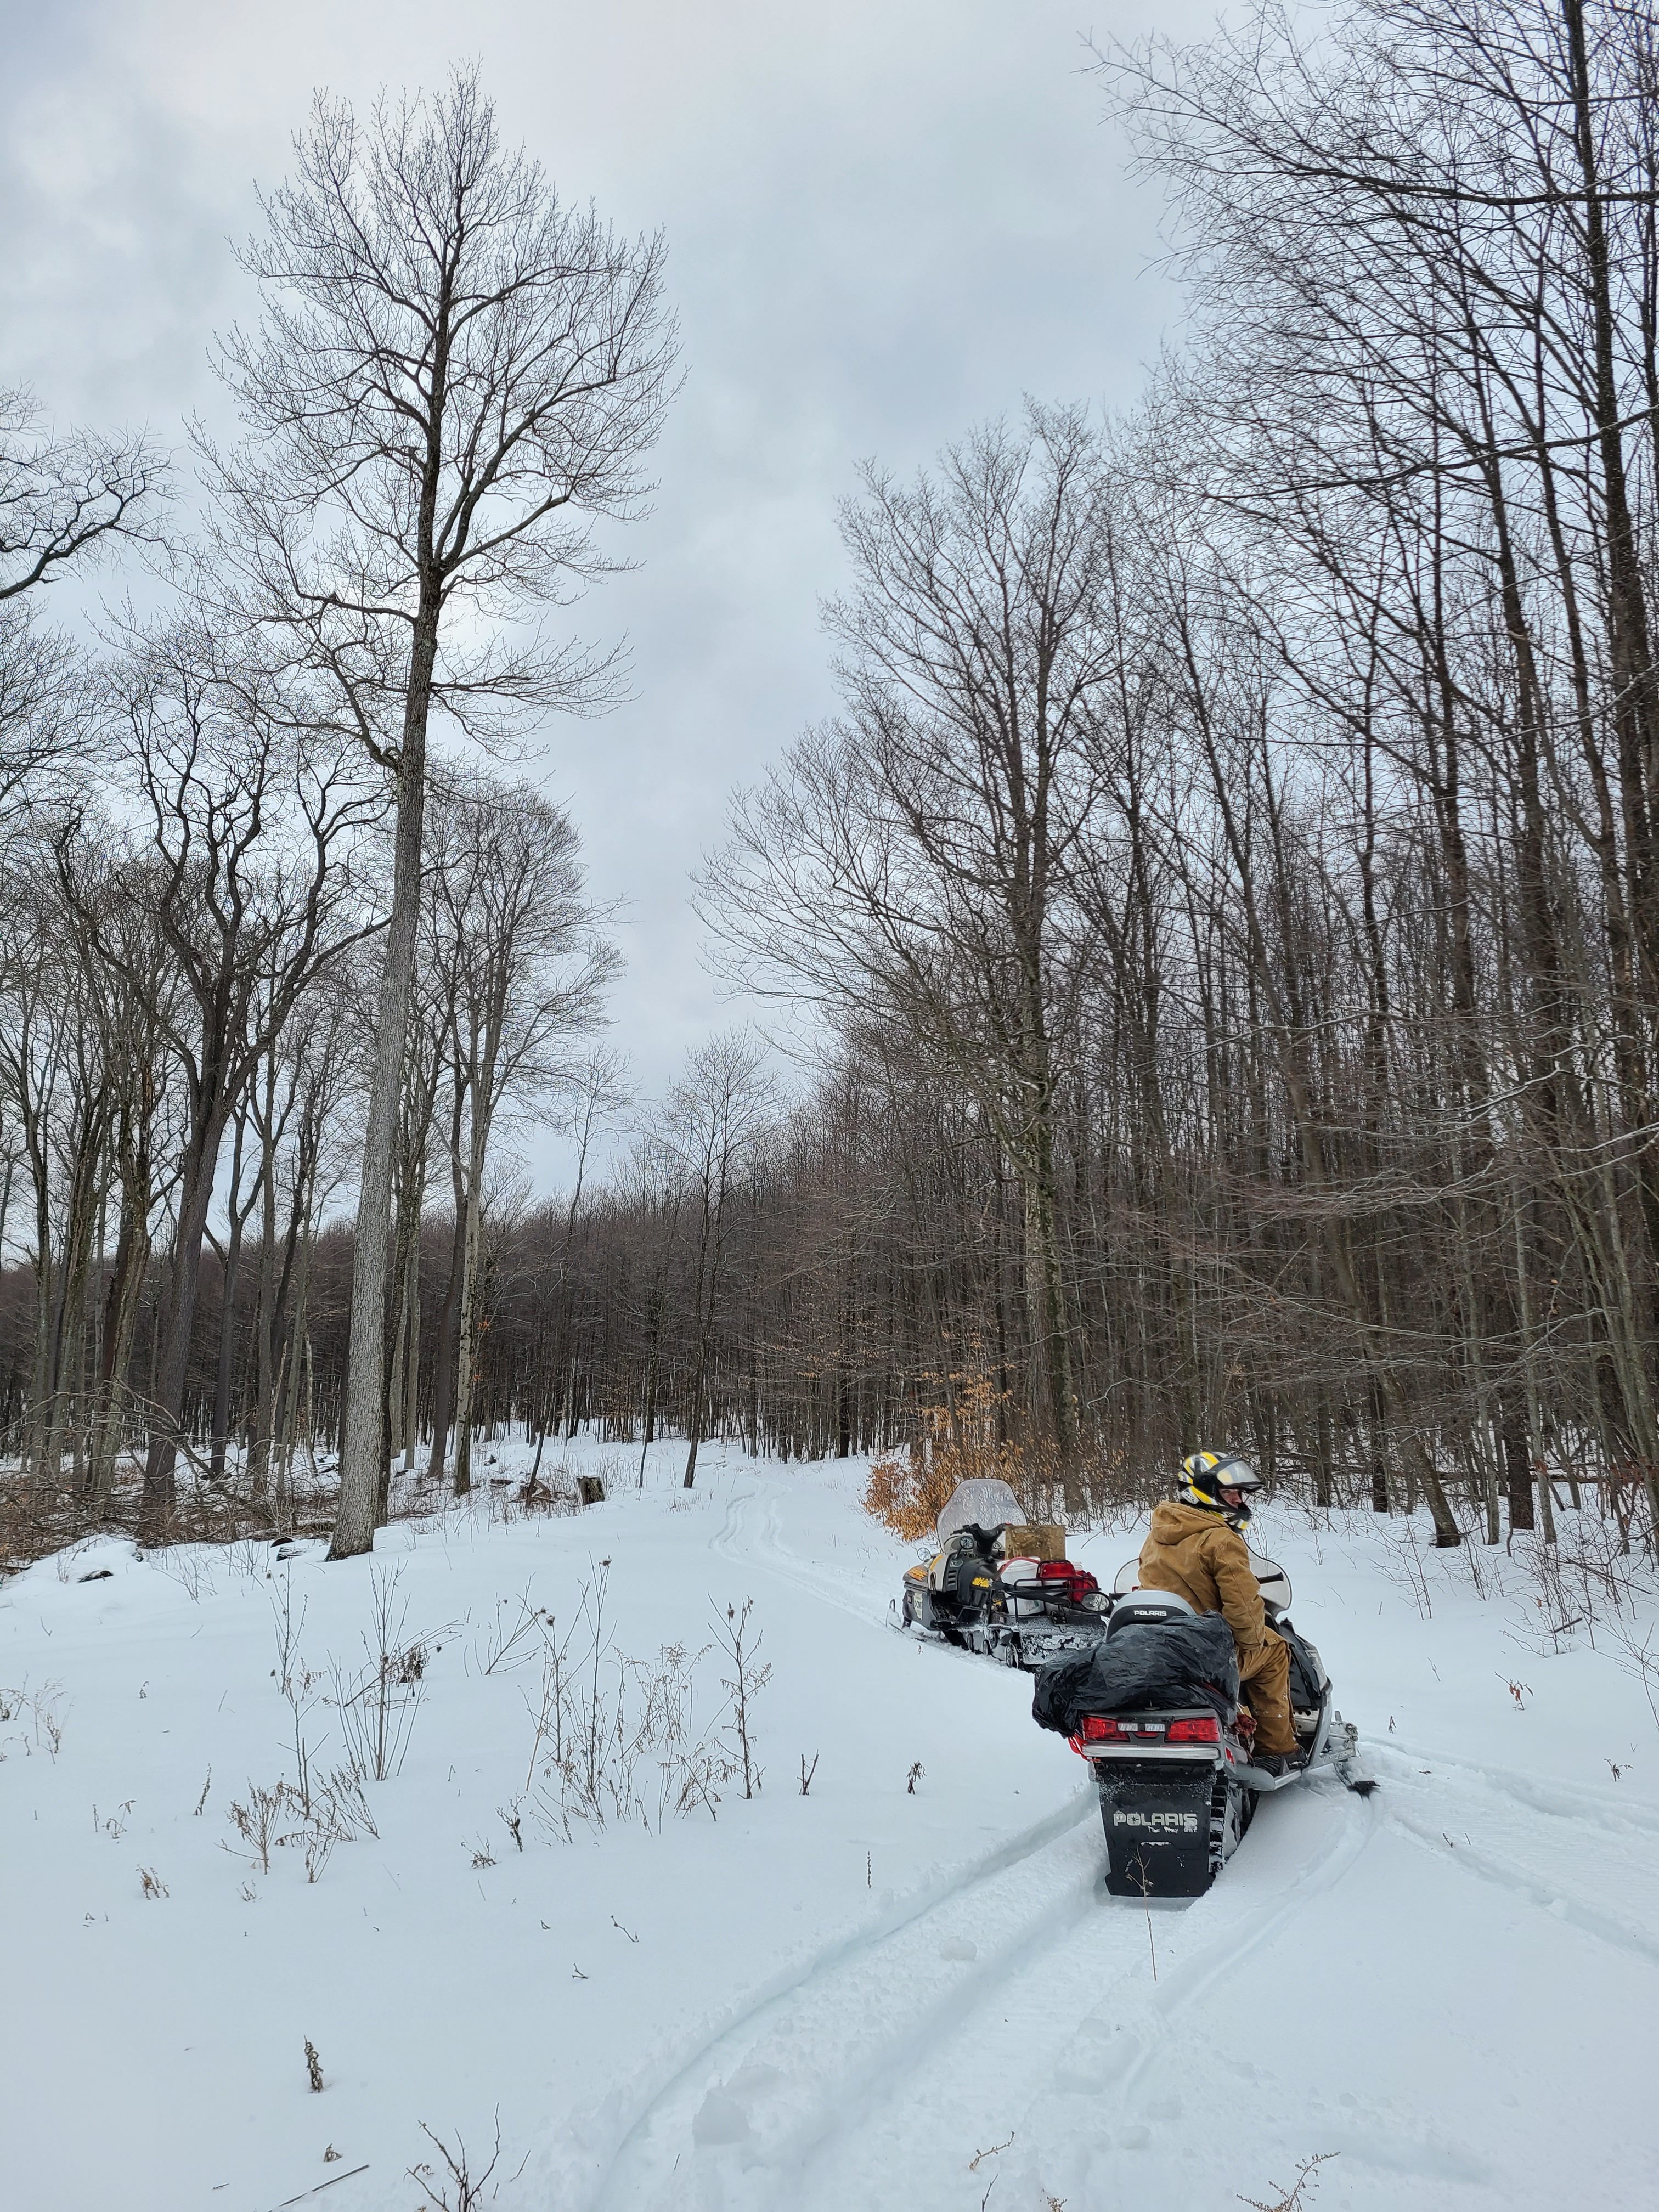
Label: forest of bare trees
xmin=5 ymin=3 xmax=1659 ymax=1562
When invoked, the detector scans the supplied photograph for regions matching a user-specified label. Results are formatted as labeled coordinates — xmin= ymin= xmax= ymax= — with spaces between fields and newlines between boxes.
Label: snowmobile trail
xmin=1382 ymin=1797 xmax=1659 ymax=1963
xmin=767 ymin=1781 xmax=1380 ymax=2212
xmin=1374 ymin=1733 xmax=1659 ymax=1836
xmin=581 ymin=1790 xmax=1103 ymax=2212
xmin=1100 ymin=1780 xmax=1380 ymax=2095
xmin=575 ymin=1470 xmax=1116 ymax=2212
xmin=1361 ymin=1736 xmax=1659 ymax=1961
xmin=588 ymin=1464 xmax=1391 ymax=2212
xmin=708 ymin=1471 xmax=893 ymax=1634
xmin=1374 ymin=1778 xmax=1659 ymax=1962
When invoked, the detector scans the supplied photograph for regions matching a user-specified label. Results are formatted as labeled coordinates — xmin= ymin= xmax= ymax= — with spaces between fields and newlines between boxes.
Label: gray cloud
xmin=2 ymin=0 xmax=1213 ymax=1180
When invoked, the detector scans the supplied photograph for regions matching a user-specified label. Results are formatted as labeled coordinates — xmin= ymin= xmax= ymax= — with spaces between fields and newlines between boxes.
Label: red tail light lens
xmin=1080 ymin=1714 xmax=1126 ymax=1742
xmin=1166 ymin=1716 xmax=1221 ymax=1744
xmin=1035 ymin=1561 xmax=1099 ymax=1599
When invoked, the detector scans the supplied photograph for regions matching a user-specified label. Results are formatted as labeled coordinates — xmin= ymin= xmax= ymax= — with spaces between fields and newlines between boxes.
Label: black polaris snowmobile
xmin=896 ymin=1479 xmax=1112 ymax=1669
xmin=1033 ymin=1554 xmax=1372 ymax=1897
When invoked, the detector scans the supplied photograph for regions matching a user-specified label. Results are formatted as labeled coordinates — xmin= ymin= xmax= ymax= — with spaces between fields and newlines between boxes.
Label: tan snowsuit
xmin=1137 ymin=1501 xmax=1299 ymax=1756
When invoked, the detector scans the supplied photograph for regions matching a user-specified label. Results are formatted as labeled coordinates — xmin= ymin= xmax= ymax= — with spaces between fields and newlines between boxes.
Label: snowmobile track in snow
xmin=709 ymin=1477 xmax=893 ymax=1634
xmin=581 ymin=1784 xmax=1101 ymax=2212
xmin=583 ymin=1476 xmax=1391 ymax=2212
xmin=1376 ymin=1734 xmax=1659 ymax=1836
xmin=1369 ymin=1746 xmax=1659 ymax=1965
xmin=1102 ymin=1778 xmax=1379 ymax=2101
xmin=762 ymin=1775 xmax=1381 ymax=2212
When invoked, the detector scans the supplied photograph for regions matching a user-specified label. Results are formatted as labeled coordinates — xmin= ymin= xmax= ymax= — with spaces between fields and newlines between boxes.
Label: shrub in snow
xmin=1240 ymin=2151 xmax=1338 ymax=2211
xmin=225 ymin=1770 xmax=379 ymax=1883
xmin=316 ymin=1563 xmax=433 ymax=1784
xmin=0 ymin=1677 xmax=65 ymax=1761
xmin=520 ymin=1566 xmax=766 ymax=1837
xmin=408 ymin=2119 xmax=503 ymax=2212
xmin=713 ymin=1598 xmax=770 ymax=1799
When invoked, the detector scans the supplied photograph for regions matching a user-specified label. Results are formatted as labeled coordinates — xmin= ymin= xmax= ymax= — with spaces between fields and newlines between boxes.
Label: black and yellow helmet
xmin=1180 ymin=1450 xmax=1263 ymax=1525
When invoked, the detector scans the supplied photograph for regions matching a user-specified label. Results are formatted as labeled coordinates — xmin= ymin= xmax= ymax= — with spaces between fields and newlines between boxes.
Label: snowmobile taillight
xmin=1166 ymin=1716 xmax=1221 ymax=1744
xmin=1036 ymin=1561 xmax=1099 ymax=1599
xmin=1079 ymin=1715 xmax=1126 ymax=1742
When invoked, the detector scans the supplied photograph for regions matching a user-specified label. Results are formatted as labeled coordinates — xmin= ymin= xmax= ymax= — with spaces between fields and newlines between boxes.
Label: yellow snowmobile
xmin=897 ymin=1478 xmax=1111 ymax=1669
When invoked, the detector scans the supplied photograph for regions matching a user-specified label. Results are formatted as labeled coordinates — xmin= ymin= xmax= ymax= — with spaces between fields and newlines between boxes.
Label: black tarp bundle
xmin=1031 ymin=1612 xmax=1239 ymax=1735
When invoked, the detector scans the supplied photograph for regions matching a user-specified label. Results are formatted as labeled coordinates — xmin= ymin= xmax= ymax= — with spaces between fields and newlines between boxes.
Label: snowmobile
xmin=1034 ymin=1551 xmax=1372 ymax=1897
xmin=896 ymin=1479 xmax=1111 ymax=1669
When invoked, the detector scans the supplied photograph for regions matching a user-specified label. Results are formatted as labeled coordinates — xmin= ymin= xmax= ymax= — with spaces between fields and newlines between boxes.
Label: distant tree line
xmin=5 ymin=5 xmax=1659 ymax=1560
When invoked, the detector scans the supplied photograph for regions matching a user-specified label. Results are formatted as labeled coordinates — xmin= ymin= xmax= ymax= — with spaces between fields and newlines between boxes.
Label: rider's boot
xmin=1252 ymin=1750 xmax=1306 ymax=1777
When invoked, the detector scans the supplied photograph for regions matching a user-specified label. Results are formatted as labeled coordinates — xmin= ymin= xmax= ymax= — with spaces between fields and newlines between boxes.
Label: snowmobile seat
xmin=1107 ymin=1590 xmax=1197 ymax=1635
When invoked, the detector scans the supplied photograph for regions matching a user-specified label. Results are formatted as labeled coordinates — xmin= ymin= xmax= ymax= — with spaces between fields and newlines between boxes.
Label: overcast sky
xmin=3 ymin=0 xmax=1215 ymax=1186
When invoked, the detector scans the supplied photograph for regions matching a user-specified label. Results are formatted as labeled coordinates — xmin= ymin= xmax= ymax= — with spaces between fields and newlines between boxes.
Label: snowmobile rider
xmin=1137 ymin=1451 xmax=1302 ymax=1771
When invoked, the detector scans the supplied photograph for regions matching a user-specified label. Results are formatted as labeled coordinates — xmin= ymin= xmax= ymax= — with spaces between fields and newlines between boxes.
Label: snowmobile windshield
xmin=936 ymin=1479 xmax=1022 ymax=1548
xmin=1250 ymin=1553 xmax=1292 ymax=1610
xmin=1111 ymin=1548 xmax=1293 ymax=1611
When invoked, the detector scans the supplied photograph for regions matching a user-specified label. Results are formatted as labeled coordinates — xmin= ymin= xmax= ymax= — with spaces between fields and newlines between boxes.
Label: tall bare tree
xmin=662 ymin=1032 xmax=775 ymax=1488
xmin=202 ymin=66 xmax=676 ymax=1558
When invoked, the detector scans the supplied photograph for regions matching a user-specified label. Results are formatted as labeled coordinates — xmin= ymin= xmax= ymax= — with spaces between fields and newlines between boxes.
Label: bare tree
xmin=424 ymin=778 xmax=616 ymax=1494
xmin=701 ymin=407 xmax=1125 ymax=1471
xmin=0 ymin=857 xmax=80 ymax=1484
xmin=202 ymin=66 xmax=676 ymax=1558
xmin=662 ymin=1032 xmax=775 ymax=1488
xmin=534 ymin=1047 xmax=629 ymax=1463
xmin=93 ymin=623 xmax=377 ymax=1531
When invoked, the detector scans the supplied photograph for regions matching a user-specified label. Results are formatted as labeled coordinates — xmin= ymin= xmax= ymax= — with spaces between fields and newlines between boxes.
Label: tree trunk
xmin=139 ymin=1111 xmax=229 ymax=1535
xmin=1500 ymin=1403 xmax=1535 ymax=1535
xmin=425 ymin=1201 xmax=465 ymax=1488
xmin=330 ymin=614 xmax=437 ymax=1558
xmin=209 ymin=1111 xmax=251 ymax=1484
xmin=88 ymin=1176 xmax=150 ymax=1511
xmin=451 ymin=1149 xmax=486 ymax=1497
xmin=400 ymin=1232 xmax=421 ymax=1476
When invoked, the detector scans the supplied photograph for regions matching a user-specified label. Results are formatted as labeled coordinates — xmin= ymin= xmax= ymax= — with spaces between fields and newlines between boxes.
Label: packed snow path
xmin=2 ymin=1444 xmax=1655 ymax=2212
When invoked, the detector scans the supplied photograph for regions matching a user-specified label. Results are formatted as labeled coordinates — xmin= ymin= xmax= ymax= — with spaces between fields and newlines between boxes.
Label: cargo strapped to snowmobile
xmin=1030 ymin=1610 xmax=1240 ymax=1736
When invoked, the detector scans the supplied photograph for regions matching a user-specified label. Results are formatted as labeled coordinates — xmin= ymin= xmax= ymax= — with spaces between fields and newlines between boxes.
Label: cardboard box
xmin=1001 ymin=1522 xmax=1066 ymax=1561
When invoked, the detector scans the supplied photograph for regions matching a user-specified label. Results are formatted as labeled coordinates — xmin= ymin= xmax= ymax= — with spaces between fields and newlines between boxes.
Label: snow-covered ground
xmin=2 ymin=1440 xmax=1655 ymax=2212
